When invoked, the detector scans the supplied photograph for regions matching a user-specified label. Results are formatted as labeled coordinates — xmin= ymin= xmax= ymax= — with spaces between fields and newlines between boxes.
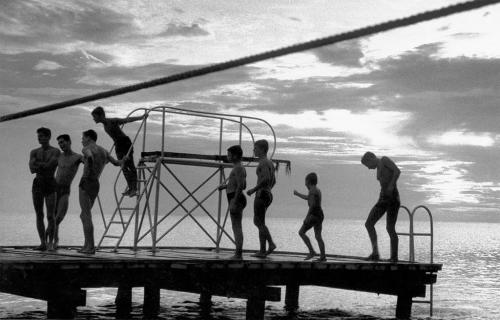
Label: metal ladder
xmin=397 ymin=205 xmax=435 ymax=316
xmin=97 ymin=161 xmax=156 ymax=250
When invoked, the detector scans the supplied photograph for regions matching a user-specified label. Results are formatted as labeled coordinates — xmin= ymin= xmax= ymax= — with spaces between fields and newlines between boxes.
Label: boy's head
xmin=91 ymin=106 xmax=106 ymax=123
xmin=82 ymin=129 xmax=97 ymax=146
xmin=57 ymin=134 xmax=71 ymax=152
xmin=305 ymin=172 xmax=318 ymax=187
xmin=253 ymin=139 xmax=269 ymax=157
xmin=361 ymin=151 xmax=378 ymax=169
xmin=36 ymin=127 xmax=51 ymax=145
xmin=227 ymin=145 xmax=243 ymax=162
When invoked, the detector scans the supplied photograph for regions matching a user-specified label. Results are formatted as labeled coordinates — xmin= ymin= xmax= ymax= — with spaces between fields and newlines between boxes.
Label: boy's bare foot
xmin=80 ymin=248 xmax=96 ymax=255
xmin=251 ymin=251 xmax=267 ymax=258
xmin=367 ymin=253 xmax=380 ymax=261
xmin=47 ymin=243 xmax=56 ymax=252
xmin=34 ymin=244 xmax=47 ymax=251
xmin=315 ymin=255 xmax=327 ymax=262
xmin=265 ymin=243 xmax=277 ymax=256
xmin=304 ymin=252 xmax=316 ymax=260
xmin=230 ymin=254 xmax=243 ymax=260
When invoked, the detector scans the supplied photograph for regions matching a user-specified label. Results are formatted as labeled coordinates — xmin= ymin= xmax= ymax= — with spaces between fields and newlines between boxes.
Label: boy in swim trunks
xmin=247 ymin=140 xmax=277 ymax=258
xmin=29 ymin=127 xmax=60 ymax=251
xmin=361 ymin=151 xmax=401 ymax=262
xmin=218 ymin=145 xmax=247 ymax=260
xmin=52 ymin=134 xmax=83 ymax=249
xmin=294 ymin=172 xmax=326 ymax=262
xmin=79 ymin=129 xmax=122 ymax=254
xmin=91 ymin=106 xmax=146 ymax=197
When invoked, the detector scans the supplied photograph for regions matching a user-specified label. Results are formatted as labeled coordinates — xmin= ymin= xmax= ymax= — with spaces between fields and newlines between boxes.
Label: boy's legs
xmin=386 ymin=199 xmax=400 ymax=261
xmin=44 ymin=192 xmax=57 ymax=250
xmin=253 ymin=191 xmax=276 ymax=256
xmin=299 ymin=221 xmax=315 ymax=259
xmin=230 ymin=210 xmax=243 ymax=258
xmin=313 ymin=222 xmax=326 ymax=259
xmin=54 ymin=191 xmax=70 ymax=248
xmin=365 ymin=200 xmax=387 ymax=259
xmin=32 ymin=189 xmax=47 ymax=250
xmin=116 ymin=138 xmax=137 ymax=195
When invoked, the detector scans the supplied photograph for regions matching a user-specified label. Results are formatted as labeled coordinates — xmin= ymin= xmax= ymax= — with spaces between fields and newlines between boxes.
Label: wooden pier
xmin=0 ymin=246 xmax=441 ymax=319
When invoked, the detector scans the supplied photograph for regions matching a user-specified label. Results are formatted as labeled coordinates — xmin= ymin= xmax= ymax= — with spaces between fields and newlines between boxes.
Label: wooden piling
xmin=143 ymin=284 xmax=160 ymax=318
xmin=199 ymin=290 xmax=212 ymax=309
xmin=396 ymin=294 xmax=413 ymax=319
xmin=284 ymin=282 xmax=300 ymax=311
xmin=115 ymin=285 xmax=132 ymax=319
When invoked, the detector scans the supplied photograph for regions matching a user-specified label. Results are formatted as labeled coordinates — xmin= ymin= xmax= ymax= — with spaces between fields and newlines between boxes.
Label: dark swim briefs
xmin=79 ymin=177 xmax=100 ymax=201
xmin=32 ymin=176 xmax=57 ymax=196
xmin=227 ymin=192 xmax=247 ymax=212
xmin=255 ymin=189 xmax=273 ymax=208
xmin=56 ymin=184 xmax=71 ymax=198
xmin=303 ymin=207 xmax=324 ymax=229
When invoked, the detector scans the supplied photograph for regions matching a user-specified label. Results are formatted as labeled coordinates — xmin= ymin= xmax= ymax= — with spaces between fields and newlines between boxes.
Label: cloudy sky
xmin=1 ymin=0 xmax=500 ymax=224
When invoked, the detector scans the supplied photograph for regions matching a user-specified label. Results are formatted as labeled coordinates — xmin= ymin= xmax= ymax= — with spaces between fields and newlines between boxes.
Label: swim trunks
xmin=227 ymin=192 xmax=247 ymax=212
xmin=32 ymin=176 xmax=57 ymax=196
xmin=303 ymin=207 xmax=324 ymax=229
xmin=79 ymin=177 xmax=100 ymax=202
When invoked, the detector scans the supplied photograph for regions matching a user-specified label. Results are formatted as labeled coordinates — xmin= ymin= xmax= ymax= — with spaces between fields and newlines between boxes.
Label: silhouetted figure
xmin=53 ymin=134 xmax=83 ymax=249
xmin=91 ymin=106 xmax=146 ymax=197
xmin=219 ymin=145 xmax=247 ymax=260
xmin=361 ymin=151 xmax=400 ymax=262
xmin=79 ymin=130 xmax=121 ymax=254
xmin=247 ymin=140 xmax=276 ymax=258
xmin=294 ymin=172 xmax=326 ymax=262
xmin=29 ymin=127 xmax=60 ymax=251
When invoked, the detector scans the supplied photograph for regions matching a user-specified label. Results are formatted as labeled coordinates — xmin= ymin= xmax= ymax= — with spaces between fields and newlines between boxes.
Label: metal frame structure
xmin=397 ymin=205 xmax=435 ymax=316
xmin=97 ymin=106 xmax=290 ymax=252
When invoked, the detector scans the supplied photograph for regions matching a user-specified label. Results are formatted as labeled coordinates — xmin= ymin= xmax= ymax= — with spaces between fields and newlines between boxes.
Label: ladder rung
xmin=412 ymin=300 xmax=431 ymax=304
xmin=103 ymin=235 xmax=121 ymax=239
xmin=397 ymin=233 xmax=411 ymax=236
xmin=413 ymin=233 xmax=432 ymax=236
xmin=119 ymin=207 xmax=136 ymax=210
xmin=110 ymin=221 xmax=124 ymax=224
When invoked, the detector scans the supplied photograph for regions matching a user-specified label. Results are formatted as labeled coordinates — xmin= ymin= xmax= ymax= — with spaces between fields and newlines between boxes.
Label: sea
xmin=0 ymin=211 xmax=499 ymax=320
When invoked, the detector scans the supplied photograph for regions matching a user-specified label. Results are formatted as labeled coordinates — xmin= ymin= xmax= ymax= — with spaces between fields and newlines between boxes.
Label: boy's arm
xmin=247 ymin=163 xmax=272 ymax=195
xmin=29 ymin=150 xmax=40 ymax=173
xmin=113 ymin=114 xmax=146 ymax=125
xmin=106 ymin=151 xmax=122 ymax=167
xmin=383 ymin=157 xmax=400 ymax=193
xmin=293 ymin=190 xmax=308 ymax=200
xmin=36 ymin=149 xmax=60 ymax=170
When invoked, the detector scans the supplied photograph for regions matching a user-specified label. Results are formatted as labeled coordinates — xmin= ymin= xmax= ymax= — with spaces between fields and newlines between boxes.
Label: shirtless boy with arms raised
xmin=53 ymin=134 xmax=83 ymax=249
xmin=361 ymin=151 xmax=401 ymax=262
xmin=91 ymin=106 xmax=146 ymax=197
xmin=294 ymin=172 xmax=326 ymax=262
xmin=219 ymin=145 xmax=247 ymax=259
xmin=29 ymin=127 xmax=60 ymax=251
xmin=79 ymin=130 xmax=121 ymax=254
xmin=247 ymin=140 xmax=277 ymax=258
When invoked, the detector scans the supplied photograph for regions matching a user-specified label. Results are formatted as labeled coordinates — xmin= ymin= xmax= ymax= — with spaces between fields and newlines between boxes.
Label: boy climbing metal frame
xmin=97 ymin=106 xmax=291 ymax=252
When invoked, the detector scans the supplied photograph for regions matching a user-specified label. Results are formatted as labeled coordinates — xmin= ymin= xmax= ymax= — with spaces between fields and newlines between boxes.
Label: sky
xmin=1 ymin=0 xmax=500 ymax=226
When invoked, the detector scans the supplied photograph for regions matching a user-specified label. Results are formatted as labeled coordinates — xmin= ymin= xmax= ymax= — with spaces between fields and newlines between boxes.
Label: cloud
xmin=157 ymin=22 xmax=209 ymax=37
xmin=33 ymin=60 xmax=64 ymax=71
xmin=313 ymin=40 xmax=364 ymax=67
xmin=427 ymin=130 xmax=496 ymax=147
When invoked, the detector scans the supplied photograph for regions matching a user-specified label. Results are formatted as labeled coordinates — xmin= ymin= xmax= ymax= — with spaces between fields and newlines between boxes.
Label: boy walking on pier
xmin=247 ymin=139 xmax=277 ymax=258
xmin=361 ymin=151 xmax=401 ymax=262
xmin=79 ymin=130 xmax=122 ymax=254
xmin=219 ymin=145 xmax=247 ymax=259
xmin=29 ymin=127 xmax=60 ymax=251
xmin=53 ymin=134 xmax=83 ymax=249
xmin=293 ymin=172 xmax=326 ymax=261
xmin=91 ymin=106 xmax=146 ymax=197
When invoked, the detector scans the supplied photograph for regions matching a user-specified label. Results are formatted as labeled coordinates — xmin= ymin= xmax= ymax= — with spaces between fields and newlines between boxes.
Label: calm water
xmin=1 ymin=210 xmax=499 ymax=320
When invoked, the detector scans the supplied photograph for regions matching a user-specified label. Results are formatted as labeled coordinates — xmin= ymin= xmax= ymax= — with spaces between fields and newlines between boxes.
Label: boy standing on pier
xmin=29 ymin=127 xmax=60 ymax=251
xmin=91 ymin=106 xmax=146 ymax=197
xmin=361 ymin=151 xmax=401 ymax=262
xmin=53 ymin=134 xmax=83 ymax=249
xmin=247 ymin=139 xmax=277 ymax=258
xmin=218 ymin=145 xmax=247 ymax=260
xmin=79 ymin=130 xmax=122 ymax=254
xmin=293 ymin=172 xmax=326 ymax=261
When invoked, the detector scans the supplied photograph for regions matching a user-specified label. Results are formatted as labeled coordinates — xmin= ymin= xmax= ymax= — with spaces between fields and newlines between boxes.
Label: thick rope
xmin=1 ymin=0 xmax=499 ymax=122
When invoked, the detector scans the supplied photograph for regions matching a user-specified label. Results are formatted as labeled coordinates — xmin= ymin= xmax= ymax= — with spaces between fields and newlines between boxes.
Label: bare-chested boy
xmin=79 ymin=129 xmax=121 ymax=254
xmin=293 ymin=172 xmax=326 ymax=262
xmin=91 ymin=106 xmax=146 ymax=197
xmin=361 ymin=151 xmax=401 ymax=262
xmin=219 ymin=145 xmax=247 ymax=260
xmin=29 ymin=127 xmax=60 ymax=251
xmin=246 ymin=139 xmax=277 ymax=258
xmin=52 ymin=134 xmax=83 ymax=249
